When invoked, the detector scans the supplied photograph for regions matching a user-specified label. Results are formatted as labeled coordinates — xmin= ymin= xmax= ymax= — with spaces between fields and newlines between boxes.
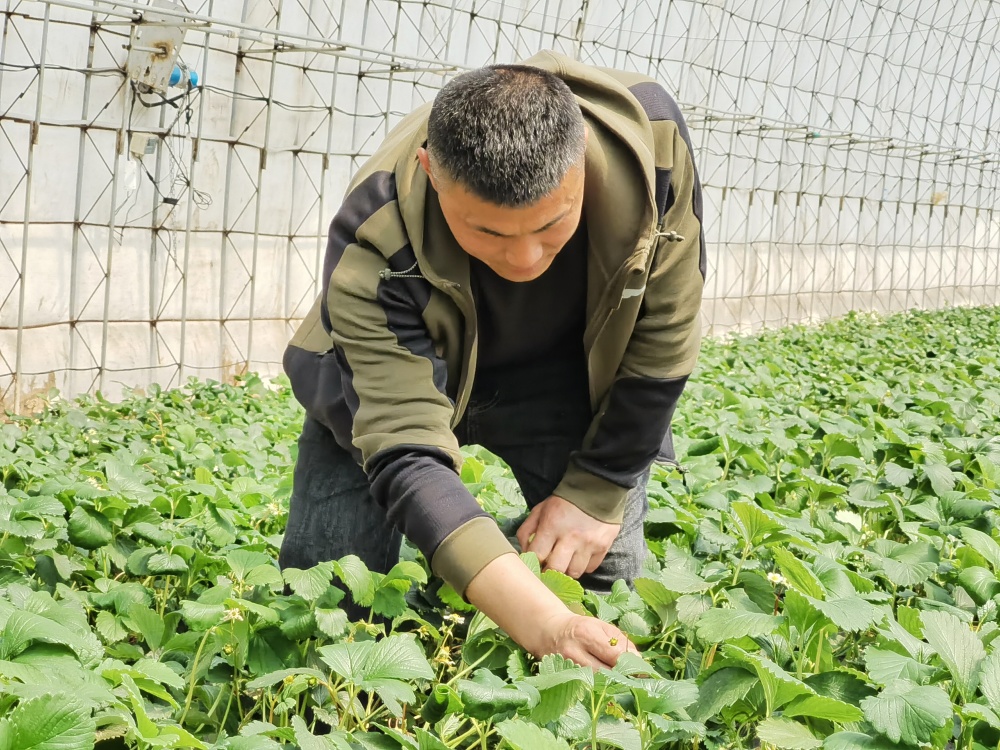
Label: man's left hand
xmin=516 ymin=496 xmax=620 ymax=579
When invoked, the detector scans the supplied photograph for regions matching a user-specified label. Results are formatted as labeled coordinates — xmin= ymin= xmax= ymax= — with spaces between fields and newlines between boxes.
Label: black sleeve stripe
xmin=283 ymin=343 xmax=363 ymax=463
xmin=321 ymin=170 xmax=398 ymax=333
xmin=627 ymin=82 xmax=698 ymax=150
xmin=333 ymin=346 xmax=361 ymax=426
xmin=377 ymin=245 xmax=451 ymax=402
xmin=653 ymin=166 xmax=672 ymax=222
xmin=367 ymin=446 xmax=489 ymax=561
xmin=570 ymin=374 xmax=688 ymax=488
xmin=628 ymin=81 xmax=707 ymax=281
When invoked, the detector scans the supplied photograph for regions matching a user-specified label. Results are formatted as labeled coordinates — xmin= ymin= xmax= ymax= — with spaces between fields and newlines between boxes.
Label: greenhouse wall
xmin=1 ymin=0 xmax=998 ymax=413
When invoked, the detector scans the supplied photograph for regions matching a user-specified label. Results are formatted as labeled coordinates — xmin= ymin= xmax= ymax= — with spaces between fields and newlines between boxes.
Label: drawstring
xmin=656 ymin=230 xmax=685 ymax=242
xmin=377 ymin=261 xmax=423 ymax=280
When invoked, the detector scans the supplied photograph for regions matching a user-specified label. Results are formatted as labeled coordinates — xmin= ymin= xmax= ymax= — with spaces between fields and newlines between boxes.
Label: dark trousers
xmin=277 ymin=361 xmax=650 ymax=612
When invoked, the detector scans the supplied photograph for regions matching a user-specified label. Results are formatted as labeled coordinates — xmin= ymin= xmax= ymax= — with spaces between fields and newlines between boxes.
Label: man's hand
xmin=534 ymin=609 xmax=636 ymax=669
xmin=465 ymin=553 xmax=636 ymax=670
xmin=517 ymin=495 xmax=620 ymax=578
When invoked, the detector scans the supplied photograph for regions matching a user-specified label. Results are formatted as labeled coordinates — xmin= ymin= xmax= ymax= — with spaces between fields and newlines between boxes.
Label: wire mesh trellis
xmin=1 ymin=0 xmax=998 ymax=414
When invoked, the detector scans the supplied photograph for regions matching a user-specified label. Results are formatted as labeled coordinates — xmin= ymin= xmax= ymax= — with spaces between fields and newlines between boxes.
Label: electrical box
xmin=125 ymin=0 xmax=190 ymax=94
xmin=129 ymin=133 xmax=158 ymax=159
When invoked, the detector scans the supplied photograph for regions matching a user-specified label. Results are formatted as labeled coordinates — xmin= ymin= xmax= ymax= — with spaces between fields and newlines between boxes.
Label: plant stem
xmin=179 ymin=628 xmax=213 ymax=726
xmin=814 ymin=627 xmax=825 ymax=673
xmin=447 ymin=643 xmax=500 ymax=684
xmin=217 ymin=685 xmax=235 ymax=739
xmin=159 ymin=576 xmax=171 ymax=617
xmin=731 ymin=545 xmax=752 ymax=586
xmin=447 ymin=724 xmax=481 ymax=748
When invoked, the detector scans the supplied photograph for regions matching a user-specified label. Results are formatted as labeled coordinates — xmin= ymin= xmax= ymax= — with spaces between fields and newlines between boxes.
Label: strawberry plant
xmin=2 ymin=306 xmax=1000 ymax=749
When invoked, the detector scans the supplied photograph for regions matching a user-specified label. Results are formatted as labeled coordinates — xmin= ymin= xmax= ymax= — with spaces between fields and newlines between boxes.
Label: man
xmin=279 ymin=50 xmax=705 ymax=669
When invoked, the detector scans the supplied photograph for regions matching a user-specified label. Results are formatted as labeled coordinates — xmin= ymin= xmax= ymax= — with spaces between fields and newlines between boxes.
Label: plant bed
xmin=2 ymin=306 xmax=1000 ymax=749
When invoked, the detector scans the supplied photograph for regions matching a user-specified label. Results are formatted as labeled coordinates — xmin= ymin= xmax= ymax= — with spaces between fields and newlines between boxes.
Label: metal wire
xmin=2 ymin=0 xmax=998 ymax=414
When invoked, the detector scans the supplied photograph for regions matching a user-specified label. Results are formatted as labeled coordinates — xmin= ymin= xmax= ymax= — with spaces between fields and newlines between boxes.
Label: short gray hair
xmin=426 ymin=64 xmax=586 ymax=207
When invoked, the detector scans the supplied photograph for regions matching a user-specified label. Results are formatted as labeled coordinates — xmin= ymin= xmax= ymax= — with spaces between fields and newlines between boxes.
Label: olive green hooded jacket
xmin=284 ymin=50 xmax=706 ymax=595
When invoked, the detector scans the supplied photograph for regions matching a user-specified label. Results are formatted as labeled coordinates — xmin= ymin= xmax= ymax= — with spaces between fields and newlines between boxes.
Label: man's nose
xmin=505 ymin=240 xmax=543 ymax=269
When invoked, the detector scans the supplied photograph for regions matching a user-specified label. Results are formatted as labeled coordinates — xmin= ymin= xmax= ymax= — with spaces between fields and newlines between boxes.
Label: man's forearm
xmin=464 ymin=552 xmax=573 ymax=655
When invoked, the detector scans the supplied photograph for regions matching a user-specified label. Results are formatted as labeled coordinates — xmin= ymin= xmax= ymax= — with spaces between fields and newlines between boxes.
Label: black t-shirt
xmin=470 ymin=220 xmax=588 ymax=374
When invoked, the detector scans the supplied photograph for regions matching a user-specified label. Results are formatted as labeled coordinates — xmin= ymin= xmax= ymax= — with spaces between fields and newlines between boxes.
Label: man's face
xmin=418 ymin=149 xmax=585 ymax=282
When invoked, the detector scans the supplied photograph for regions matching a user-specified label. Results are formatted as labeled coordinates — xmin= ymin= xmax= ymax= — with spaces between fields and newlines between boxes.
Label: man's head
xmin=418 ymin=65 xmax=587 ymax=282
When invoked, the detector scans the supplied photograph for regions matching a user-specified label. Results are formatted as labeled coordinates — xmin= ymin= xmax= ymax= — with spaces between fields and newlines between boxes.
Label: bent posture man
xmin=280 ymin=50 xmax=705 ymax=668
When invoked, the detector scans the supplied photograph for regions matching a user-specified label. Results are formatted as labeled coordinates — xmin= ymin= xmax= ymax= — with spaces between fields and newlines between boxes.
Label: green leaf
xmin=956 ymin=566 xmax=1000 ymax=604
xmin=130 ymin=522 xmax=171 ymax=546
xmin=291 ymin=715 xmax=351 ymax=750
xmin=823 ymin=732 xmax=908 ymax=749
xmin=223 ymin=736 xmax=282 ymax=750
xmin=525 ymin=667 xmax=590 ymax=724
xmin=126 ymin=605 xmax=165 ymax=650
xmin=384 ymin=560 xmax=428 ymax=586
xmin=67 ymin=506 xmax=112 ymax=549
xmin=226 ymin=551 xmax=274 ymax=580
xmin=363 ymin=635 xmax=435 ymax=683
xmin=920 ymin=609 xmax=985 ymax=702
xmin=593 ymin=719 xmax=642 ymax=750
xmin=332 ymin=556 xmax=375 ymax=606
xmin=659 ymin=567 xmax=712 ymax=594
xmin=979 ymin=650 xmax=1000 ymax=706
xmin=864 ymin=649 xmax=936 ymax=686
xmin=783 ymin=694 xmax=864 ymax=723
xmin=419 ymin=684 xmax=464 ymax=724
xmin=634 ymin=578 xmax=678 ymax=623
xmin=731 ymin=501 xmax=784 ymax=545
xmin=803 ymin=596 xmax=884 ymax=632
xmin=772 ymin=548 xmax=826 ymax=599
xmin=237 ymin=564 xmax=280 ymax=590
xmin=179 ymin=600 xmax=225 ymax=631
xmin=314 ymin=608 xmax=348 ymax=638
xmin=495 ymin=719 xmax=570 ymax=750
xmin=370 ymin=579 xmax=410 ymax=619
xmin=357 ymin=678 xmax=415 ymax=718
xmin=282 ymin=563 xmax=334 ymax=602
xmin=540 ymin=570 xmax=585 ymax=604
xmin=961 ymin=528 xmax=1000 ymax=571
xmin=0 ymin=610 xmax=103 ymax=666
xmin=133 ymin=658 xmax=185 ymax=690
xmin=318 ymin=641 xmax=374 ymax=682
xmin=15 ymin=496 xmax=65 ymax=519
xmin=724 ymin=646 xmax=813 ymax=714
xmin=756 ymin=717 xmax=822 ymax=749
xmin=883 ymin=463 xmax=914 ymax=488
xmin=876 ymin=558 xmax=936 ymax=587
xmin=0 ymin=692 xmax=95 ymax=750
xmin=645 ymin=715 xmax=705 ymax=742
xmin=413 ymin=727 xmax=450 ymax=750
xmin=105 ymin=457 xmax=154 ymax=501
xmin=95 ymin=610 xmax=127 ymax=644
xmin=317 ymin=635 xmax=431 ymax=717
xmin=457 ymin=670 xmax=536 ymax=721
xmin=921 ymin=461 xmax=956 ymax=496
xmin=244 ymin=668 xmax=325 ymax=691
xmin=963 ymin=703 xmax=1000 ymax=730
xmin=146 ymin=552 xmax=188 ymax=574
xmin=690 ymin=667 xmax=757 ymax=722
xmin=696 ymin=608 xmax=784 ymax=642
xmin=805 ymin=670 xmax=875 ymax=706
xmin=860 ymin=680 xmax=952 ymax=745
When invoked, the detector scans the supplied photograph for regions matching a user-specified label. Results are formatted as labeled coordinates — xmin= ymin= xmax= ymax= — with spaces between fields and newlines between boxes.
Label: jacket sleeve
xmin=286 ymin=170 xmax=516 ymax=595
xmin=552 ymin=114 xmax=705 ymax=524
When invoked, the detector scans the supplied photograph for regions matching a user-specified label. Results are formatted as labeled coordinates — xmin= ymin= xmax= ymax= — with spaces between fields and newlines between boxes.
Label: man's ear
xmin=416 ymin=147 xmax=437 ymax=189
